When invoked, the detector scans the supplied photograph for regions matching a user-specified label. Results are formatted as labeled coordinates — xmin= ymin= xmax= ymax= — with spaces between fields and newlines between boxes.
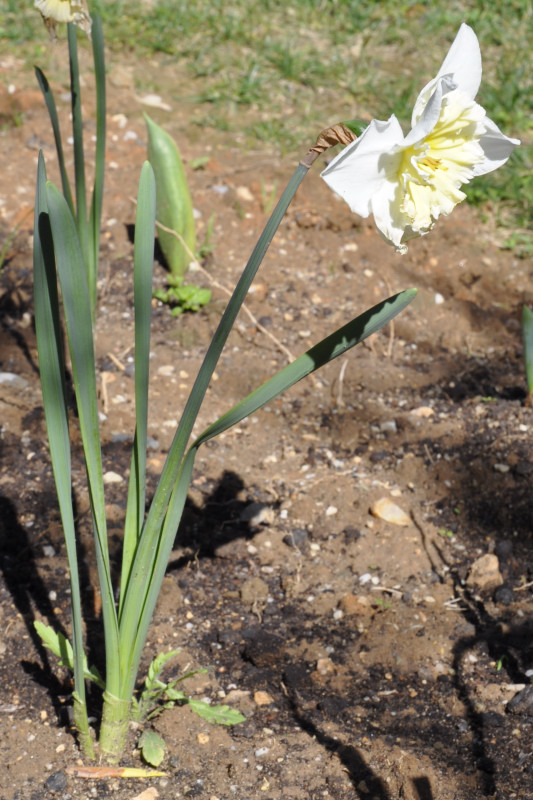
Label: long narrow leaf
xmin=522 ymin=305 xmax=533 ymax=397
xmin=122 ymin=290 xmax=416 ymax=696
xmin=121 ymin=447 xmax=196 ymax=699
xmin=33 ymin=153 xmax=92 ymax=756
xmin=45 ymin=182 xmax=121 ymax=696
xmin=34 ymin=68 xmax=74 ymax=215
xmin=195 ymin=289 xmax=418 ymax=446
xmin=120 ymin=162 xmax=156 ymax=612
xmin=118 ymin=164 xmax=309 ymax=663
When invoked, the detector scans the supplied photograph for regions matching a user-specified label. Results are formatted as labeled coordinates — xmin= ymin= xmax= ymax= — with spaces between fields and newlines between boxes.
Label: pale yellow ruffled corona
xmin=35 ymin=0 xmax=91 ymax=39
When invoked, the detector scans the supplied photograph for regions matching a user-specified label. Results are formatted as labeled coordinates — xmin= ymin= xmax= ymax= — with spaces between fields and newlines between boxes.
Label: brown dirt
xmin=0 ymin=44 xmax=532 ymax=800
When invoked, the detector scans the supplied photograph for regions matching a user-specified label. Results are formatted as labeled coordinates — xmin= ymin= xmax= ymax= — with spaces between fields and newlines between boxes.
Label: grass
xmin=2 ymin=0 xmax=531 ymax=234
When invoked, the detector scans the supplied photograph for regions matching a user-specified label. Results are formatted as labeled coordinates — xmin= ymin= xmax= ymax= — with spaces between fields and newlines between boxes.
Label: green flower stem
xmin=117 ymin=162 xmax=310 ymax=698
xmin=88 ymin=12 xmax=106 ymax=316
xmin=67 ymin=24 xmax=90 ymax=300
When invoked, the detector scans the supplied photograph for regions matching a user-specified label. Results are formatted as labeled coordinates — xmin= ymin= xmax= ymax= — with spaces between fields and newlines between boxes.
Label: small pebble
xmin=370 ymin=497 xmax=411 ymax=526
xmin=45 ymin=771 xmax=68 ymax=792
xmin=466 ymin=554 xmax=503 ymax=591
xmin=507 ymin=685 xmax=533 ymax=716
xmin=236 ymin=185 xmax=254 ymax=202
xmin=0 ymin=372 xmax=28 ymax=389
xmin=493 ymin=585 xmax=514 ymax=606
xmin=239 ymin=502 xmax=274 ymax=526
xmin=379 ymin=420 xmax=398 ymax=434
xmin=103 ymin=471 xmax=123 ymax=484
xmin=282 ymin=528 xmax=307 ymax=548
xmin=254 ymin=691 xmax=274 ymax=706
xmin=255 ymin=747 xmax=269 ymax=757
xmin=494 ymin=540 xmax=513 ymax=561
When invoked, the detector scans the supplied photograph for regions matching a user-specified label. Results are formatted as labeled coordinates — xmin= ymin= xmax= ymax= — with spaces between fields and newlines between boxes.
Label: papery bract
xmin=321 ymin=24 xmax=520 ymax=253
xmin=35 ymin=0 xmax=91 ymax=38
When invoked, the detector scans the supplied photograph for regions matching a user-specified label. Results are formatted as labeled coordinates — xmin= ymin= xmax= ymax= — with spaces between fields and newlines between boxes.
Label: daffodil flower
xmin=321 ymin=24 xmax=520 ymax=253
xmin=35 ymin=0 xmax=91 ymax=39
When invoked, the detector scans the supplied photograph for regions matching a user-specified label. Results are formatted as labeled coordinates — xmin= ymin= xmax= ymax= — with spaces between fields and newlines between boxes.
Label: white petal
xmin=321 ymin=117 xmax=404 ymax=217
xmin=412 ymin=23 xmax=481 ymax=125
xmin=474 ymin=118 xmax=521 ymax=176
xmin=404 ymin=78 xmax=452 ymax=148
xmin=370 ymin=179 xmax=407 ymax=250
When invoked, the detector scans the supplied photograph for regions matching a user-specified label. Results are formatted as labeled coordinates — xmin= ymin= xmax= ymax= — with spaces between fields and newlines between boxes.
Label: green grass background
xmin=1 ymin=0 xmax=531 ymax=244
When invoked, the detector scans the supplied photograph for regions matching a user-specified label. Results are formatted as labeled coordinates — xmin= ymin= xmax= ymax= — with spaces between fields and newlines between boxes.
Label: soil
xmin=0 ymin=42 xmax=532 ymax=800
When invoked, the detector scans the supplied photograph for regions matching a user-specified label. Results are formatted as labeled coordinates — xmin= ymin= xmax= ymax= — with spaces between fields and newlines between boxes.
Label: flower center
xmin=398 ymin=91 xmax=486 ymax=233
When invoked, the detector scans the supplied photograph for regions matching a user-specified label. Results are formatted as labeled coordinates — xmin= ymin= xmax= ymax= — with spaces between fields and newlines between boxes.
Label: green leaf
xmin=34 ymin=154 xmax=95 ymax=759
xmin=145 ymin=113 xmax=196 ymax=278
xmin=117 ymin=163 xmax=308 ymax=703
xmin=34 ymin=69 xmax=74 ymax=215
xmin=120 ymin=161 xmax=156 ymax=610
xmin=154 ymin=283 xmax=212 ymax=315
xmin=164 ymin=687 xmax=186 ymax=702
xmin=522 ymin=305 xmax=533 ymax=395
xmin=145 ymin=649 xmax=181 ymax=692
xmin=138 ymin=729 xmax=166 ymax=768
xmin=193 ymin=289 xmax=417 ymax=448
xmin=187 ymin=699 xmax=246 ymax=726
xmin=45 ymin=181 xmax=121 ymax=695
xmin=34 ymin=621 xmax=105 ymax=688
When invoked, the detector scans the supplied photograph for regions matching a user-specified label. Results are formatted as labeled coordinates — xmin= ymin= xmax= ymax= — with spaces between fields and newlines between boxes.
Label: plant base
xmin=99 ymin=691 xmax=131 ymax=763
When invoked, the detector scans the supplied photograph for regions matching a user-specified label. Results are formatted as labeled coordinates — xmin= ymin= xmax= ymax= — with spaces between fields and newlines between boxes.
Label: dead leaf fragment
xmin=65 ymin=766 xmax=166 ymax=779
xmin=370 ymin=497 xmax=411 ymax=526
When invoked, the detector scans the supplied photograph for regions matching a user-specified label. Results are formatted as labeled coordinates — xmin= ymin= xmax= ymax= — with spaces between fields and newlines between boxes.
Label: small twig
xmin=106 ymin=351 xmax=126 ymax=371
xmin=443 ymin=597 xmax=467 ymax=611
xmin=370 ymin=585 xmax=403 ymax=597
xmin=130 ymin=196 xmax=302 ymax=368
xmin=100 ymin=371 xmax=115 ymax=415
xmin=515 ymin=580 xmax=533 ymax=591
xmin=423 ymin=443 xmax=435 ymax=465
xmin=334 ymin=358 xmax=348 ymax=407
xmin=156 ymin=218 xmax=299 ymax=363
